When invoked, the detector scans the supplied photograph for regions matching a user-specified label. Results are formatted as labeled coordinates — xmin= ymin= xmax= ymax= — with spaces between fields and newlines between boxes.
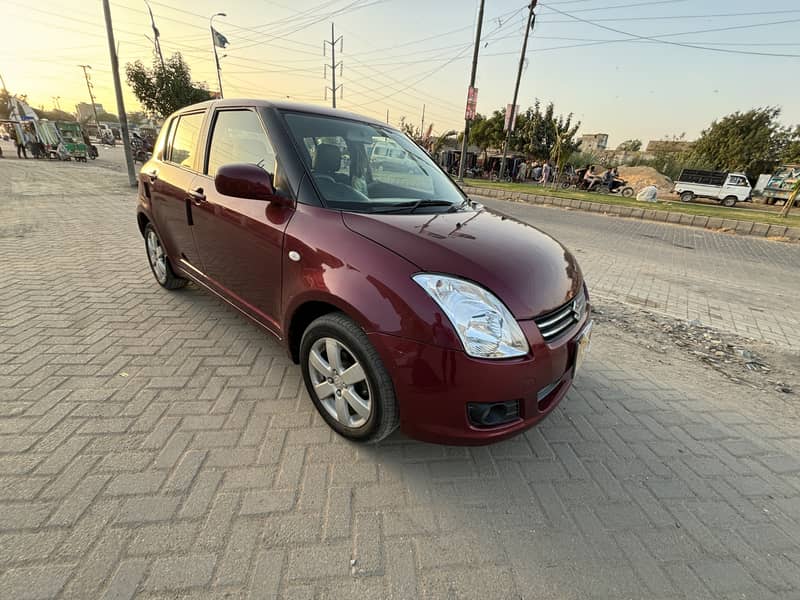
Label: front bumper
xmin=368 ymin=311 xmax=591 ymax=445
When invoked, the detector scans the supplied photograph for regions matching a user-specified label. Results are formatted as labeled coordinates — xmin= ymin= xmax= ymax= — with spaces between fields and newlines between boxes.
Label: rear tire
xmin=300 ymin=313 xmax=399 ymax=444
xmin=680 ymin=191 xmax=694 ymax=203
xmin=722 ymin=195 xmax=737 ymax=208
xmin=144 ymin=223 xmax=187 ymax=290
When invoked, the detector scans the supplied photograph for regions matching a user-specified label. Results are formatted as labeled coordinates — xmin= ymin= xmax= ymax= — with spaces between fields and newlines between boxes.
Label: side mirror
xmin=215 ymin=163 xmax=277 ymax=201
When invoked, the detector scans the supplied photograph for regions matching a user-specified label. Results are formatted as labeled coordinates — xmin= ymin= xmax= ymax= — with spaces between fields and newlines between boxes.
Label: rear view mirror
xmin=215 ymin=163 xmax=276 ymax=201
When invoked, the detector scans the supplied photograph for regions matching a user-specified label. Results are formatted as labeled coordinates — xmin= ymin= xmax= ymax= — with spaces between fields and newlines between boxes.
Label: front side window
xmin=282 ymin=112 xmax=463 ymax=213
xmin=206 ymin=109 xmax=278 ymax=178
xmin=169 ymin=112 xmax=204 ymax=169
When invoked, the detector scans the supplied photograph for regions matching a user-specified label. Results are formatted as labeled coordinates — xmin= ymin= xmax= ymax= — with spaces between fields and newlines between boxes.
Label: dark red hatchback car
xmin=136 ymin=99 xmax=591 ymax=445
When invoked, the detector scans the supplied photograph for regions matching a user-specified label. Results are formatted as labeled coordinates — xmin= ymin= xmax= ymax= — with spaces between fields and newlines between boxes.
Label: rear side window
xmin=167 ymin=112 xmax=204 ymax=169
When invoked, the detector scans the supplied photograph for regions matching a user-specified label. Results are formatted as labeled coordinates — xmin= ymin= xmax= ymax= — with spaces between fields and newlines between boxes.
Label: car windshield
xmin=282 ymin=111 xmax=465 ymax=213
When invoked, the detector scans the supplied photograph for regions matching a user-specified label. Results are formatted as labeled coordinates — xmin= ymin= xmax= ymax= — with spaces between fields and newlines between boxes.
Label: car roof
xmin=177 ymin=98 xmax=394 ymax=130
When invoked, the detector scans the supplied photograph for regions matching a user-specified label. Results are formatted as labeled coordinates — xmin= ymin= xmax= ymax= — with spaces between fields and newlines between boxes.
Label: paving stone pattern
xmin=478 ymin=196 xmax=800 ymax=349
xmin=1 ymin=160 xmax=800 ymax=599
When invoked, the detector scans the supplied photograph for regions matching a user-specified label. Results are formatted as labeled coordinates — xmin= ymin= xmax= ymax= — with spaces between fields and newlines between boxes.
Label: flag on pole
xmin=211 ymin=27 xmax=229 ymax=48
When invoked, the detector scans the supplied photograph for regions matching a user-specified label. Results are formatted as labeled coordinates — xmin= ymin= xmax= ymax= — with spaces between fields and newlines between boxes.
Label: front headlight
xmin=413 ymin=274 xmax=529 ymax=359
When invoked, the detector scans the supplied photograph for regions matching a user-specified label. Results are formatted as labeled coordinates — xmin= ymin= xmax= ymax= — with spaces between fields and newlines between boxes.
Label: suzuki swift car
xmin=136 ymin=99 xmax=592 ymax=445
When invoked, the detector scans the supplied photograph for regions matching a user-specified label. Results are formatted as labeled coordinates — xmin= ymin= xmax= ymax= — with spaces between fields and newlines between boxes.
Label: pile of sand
xmin=617 ymin=166 xmax=673 ymax=196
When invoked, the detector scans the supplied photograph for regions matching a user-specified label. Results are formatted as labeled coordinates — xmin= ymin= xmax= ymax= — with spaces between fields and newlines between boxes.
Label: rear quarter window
xmin=166 ymin=112 xmax=204 ymax=169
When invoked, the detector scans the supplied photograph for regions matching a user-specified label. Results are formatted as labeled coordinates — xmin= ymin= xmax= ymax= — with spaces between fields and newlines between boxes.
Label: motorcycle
xmin=130 ymin=136 xmax=151 ymax=163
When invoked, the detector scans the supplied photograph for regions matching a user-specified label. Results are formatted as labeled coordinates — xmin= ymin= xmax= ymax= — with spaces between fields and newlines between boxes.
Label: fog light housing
xmin=467 ymin=400 xmax=520 ymax=428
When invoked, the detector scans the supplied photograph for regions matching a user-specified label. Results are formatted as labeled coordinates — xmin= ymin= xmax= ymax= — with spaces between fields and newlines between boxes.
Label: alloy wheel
xmin=146 ymin=229 xmax=167 ymax=284
xmin=307 ymin=337 xmax=372 ymax=428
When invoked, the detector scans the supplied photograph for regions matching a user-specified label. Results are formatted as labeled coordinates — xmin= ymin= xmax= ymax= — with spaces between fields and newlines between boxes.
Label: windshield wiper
xmin=368 ymin=200 xmax=455 ymax=214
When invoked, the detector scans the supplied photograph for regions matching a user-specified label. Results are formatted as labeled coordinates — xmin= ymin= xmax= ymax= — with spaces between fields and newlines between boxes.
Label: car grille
xmin=534 ymin=293 xmax=585 ymax=342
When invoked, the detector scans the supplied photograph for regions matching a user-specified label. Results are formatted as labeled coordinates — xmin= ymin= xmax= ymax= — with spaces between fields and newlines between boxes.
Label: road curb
xmin=462 ymin=185 xmax=800 ymax=242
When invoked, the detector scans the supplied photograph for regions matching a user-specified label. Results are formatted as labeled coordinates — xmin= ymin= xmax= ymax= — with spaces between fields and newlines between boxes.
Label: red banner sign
xmin=465 ymin=87 xmax=478 ymax=120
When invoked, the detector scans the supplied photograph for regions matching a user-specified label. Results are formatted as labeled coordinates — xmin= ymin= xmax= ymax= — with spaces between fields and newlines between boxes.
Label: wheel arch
xmin=137 ymin=212 xmax=150 ymax=237
xmin=286 ymin=299 xmax=353 ymax=364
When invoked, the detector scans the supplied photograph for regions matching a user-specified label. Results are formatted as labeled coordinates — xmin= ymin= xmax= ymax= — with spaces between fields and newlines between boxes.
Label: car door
xmin=147 ymin=111 xmax=206 ymax=272
xmin=189 ymin=107 xmax=294 ymax=333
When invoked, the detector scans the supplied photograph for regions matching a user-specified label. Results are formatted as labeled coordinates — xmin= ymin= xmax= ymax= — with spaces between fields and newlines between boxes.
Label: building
xmin=75 ymin=102 xmax=104 ymax=123
xmin=579 ymin=133 xmax=609 ymax=152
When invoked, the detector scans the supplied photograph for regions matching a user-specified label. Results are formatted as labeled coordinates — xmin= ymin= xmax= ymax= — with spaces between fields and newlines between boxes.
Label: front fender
xmin=281 ymin=203 xmax=461 ymax=351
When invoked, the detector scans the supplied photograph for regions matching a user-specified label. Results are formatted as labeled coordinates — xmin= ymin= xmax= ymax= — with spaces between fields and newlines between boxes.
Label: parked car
xmin=136 ymin=99 xmax=592 ymax=445
xmin=370 ymin=140 xmax=417 ymax=173
xmin=673 ymin=169 xmax=752 ymax=207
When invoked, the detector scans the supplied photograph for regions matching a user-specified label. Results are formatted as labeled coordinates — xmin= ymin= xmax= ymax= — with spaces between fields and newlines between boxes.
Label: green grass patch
xmin=463 ymin=179 xmax=800 ymax=229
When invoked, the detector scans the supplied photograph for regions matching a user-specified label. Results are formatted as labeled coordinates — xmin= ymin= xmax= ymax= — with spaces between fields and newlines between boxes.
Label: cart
xmin=55 ymin=121 xmax=88 ymax=162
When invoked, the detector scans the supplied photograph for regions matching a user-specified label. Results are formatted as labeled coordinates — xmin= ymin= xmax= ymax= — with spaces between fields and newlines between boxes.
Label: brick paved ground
xmin=1 ymin=158 xmax=800 ymax=599
xmin=478 ymin=196 xmax=800 ymax=349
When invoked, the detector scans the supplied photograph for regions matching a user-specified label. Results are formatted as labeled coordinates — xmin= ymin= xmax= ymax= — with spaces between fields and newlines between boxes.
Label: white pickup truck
xmin=673 ymin=169 xmax=752 ymax=207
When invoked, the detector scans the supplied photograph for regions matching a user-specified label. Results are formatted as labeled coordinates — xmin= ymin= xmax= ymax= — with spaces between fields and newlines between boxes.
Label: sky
xmin=2 ymin=0 xmax=799 ymax=147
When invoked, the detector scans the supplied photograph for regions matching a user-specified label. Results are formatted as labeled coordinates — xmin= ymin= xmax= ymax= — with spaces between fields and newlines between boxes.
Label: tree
xmin=514 ymin=100 xmax=580 ymax=160
xmin=33 ymin=108 xmax=76 ymax=121
xmin=126 ymin=52 xmax=213 ymax=119
xmin=690 ymin=107 xmax=790 ymax=181
xmin=782 ymin=126 xmax=800 ymax=164
xmin=469 ymin=111 xmax=505 ymax=165
xmin=398 ymin=117 xmax=421 ymax=141
xmin=0 ymin=90 xmax=10 ymax=119
xmin=430 ymin=130 xmax=457 ymax=156
xmin=96 ymin=111 xmax=119 ymax=122
xmin=127 ymin=111 xmax=148 ymax=126
xmin=617 ymin=139 xmax=642 ymax=152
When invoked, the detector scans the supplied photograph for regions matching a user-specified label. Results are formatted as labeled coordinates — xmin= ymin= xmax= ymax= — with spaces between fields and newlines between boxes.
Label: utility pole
xmin=386 ymin=109 xmax=389 ymax=124
xmin=498 ymin=1 xmax=537 ymax=181
xmin=78 ymin=65 xmax=101 ymax=133
xmin=102 ymin=0 xmax=136 ymax=187
xmin=457 ymin=0 xmax=485 ymax=182
xmin=420 ymin=104 xmax=426 ymax=138
xmin=144 ymin=0 xmax=165 ymax=70
xmin=324 ymin=23 xmax=343 ymax=108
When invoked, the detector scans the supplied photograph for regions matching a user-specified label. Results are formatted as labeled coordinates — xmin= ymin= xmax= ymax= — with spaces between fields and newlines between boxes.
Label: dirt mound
xmin=618 ymin=166 xmax=673 ymax=196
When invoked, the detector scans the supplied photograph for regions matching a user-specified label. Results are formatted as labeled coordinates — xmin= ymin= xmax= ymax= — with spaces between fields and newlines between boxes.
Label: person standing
xmin=517 ymin=161 xmax=528 ymax=182
xmin=542 ymin=161 xmax=552 ymax=184
xmin=15 ymin=128 xmax=28 ymax=159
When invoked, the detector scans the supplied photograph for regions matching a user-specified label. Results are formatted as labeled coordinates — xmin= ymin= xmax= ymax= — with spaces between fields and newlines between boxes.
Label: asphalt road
xmin=477 ymin=195 xmax=800 ymax=350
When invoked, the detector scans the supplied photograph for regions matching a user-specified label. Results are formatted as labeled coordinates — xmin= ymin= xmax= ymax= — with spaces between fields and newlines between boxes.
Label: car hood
xmin=342 ymin=207 xmax=583 ymax=319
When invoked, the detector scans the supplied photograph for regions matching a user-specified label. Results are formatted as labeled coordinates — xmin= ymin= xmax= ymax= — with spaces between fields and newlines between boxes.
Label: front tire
xmin=144 ymin=223 xmax=187 ymax=290
xmin=300 ymin=313 xmax=399 ymax=443
xmin=621 ymin=186 xmax=634 ymax=198
xmin=722 ymin=195 xmax=737 ymax=207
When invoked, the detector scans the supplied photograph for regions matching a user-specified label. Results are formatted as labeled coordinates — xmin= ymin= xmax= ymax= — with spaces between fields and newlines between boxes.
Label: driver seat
xmin=313 ymin=143 xmax=349 ymax=185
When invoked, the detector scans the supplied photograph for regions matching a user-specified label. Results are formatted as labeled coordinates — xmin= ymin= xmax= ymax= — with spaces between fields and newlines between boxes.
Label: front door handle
xmin=145 ymin=170 xmax=158 ymax=184
xmin=188 ymin=187 xmax=206 ymax=205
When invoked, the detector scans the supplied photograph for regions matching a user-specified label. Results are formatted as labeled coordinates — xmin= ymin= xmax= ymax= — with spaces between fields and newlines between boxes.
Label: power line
xmin=536 ymin=4 xmax=800 ymax=58
xmin=539 ymin=8 xmax=800 ymax=23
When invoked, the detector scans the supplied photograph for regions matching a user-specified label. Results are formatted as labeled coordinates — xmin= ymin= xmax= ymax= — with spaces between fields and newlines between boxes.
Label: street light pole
xmin=498 ymin=1 xmax=537 ymax=182
xmin=210 ymin=12 xmax=226 ymax=98
xmin=144 ymin=0 xmax=165 ymax=70
xmin=456 ymin=0 xmax=485 ymax=182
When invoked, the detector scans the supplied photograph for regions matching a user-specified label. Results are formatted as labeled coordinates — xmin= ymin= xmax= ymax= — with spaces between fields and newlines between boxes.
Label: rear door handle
xmin=146 ymin=170 xmax=158 ymax=184
xmin=188 ymin=187 xmax=206 ymax=205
